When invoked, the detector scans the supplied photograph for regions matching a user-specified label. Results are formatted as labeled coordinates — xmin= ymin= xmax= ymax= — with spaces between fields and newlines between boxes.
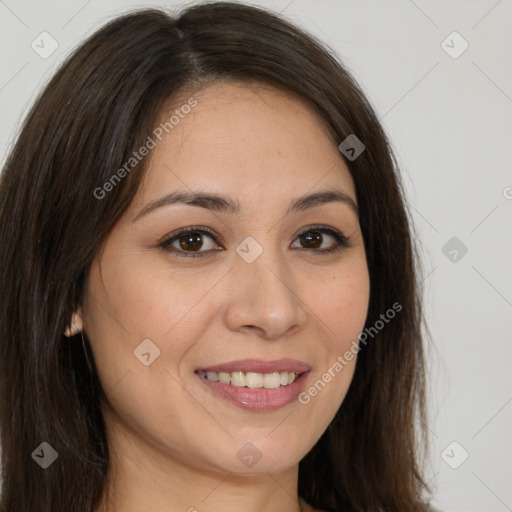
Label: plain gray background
xmin=0 ymin=1 xmax=511 ymax=511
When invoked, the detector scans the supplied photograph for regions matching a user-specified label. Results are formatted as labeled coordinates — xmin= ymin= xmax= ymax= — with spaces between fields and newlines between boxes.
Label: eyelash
xmin=158 ymin=224 xmax=352 ymax=258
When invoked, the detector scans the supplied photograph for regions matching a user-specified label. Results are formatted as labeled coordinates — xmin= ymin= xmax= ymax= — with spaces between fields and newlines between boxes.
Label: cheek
xmin=83 ymin=253 xmax=223 ymax=381
xmin=83 ymin=257 xmax=214 ymax=442
xmin=296 ymin=260 xmax=369 ymax=418
xmin=310 ymin=260 xmax=370 ymax=351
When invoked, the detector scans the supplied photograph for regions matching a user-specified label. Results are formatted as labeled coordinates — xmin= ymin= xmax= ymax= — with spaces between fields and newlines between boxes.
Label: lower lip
xmin=195 ymin=372 xmax=309 ymax=411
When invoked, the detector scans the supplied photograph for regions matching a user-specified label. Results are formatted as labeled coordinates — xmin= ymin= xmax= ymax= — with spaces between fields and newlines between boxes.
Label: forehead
xmin=133 ymin=80 xmax=356 ymax=212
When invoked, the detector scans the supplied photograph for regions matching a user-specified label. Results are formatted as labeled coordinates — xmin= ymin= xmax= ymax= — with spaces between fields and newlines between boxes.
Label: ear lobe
xmin=63 ymin=311 xmax=84 ymax=337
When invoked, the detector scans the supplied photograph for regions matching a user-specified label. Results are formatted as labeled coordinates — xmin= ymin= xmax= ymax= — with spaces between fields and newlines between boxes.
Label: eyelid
xmin=292 ymin=224 xmax=352 ymax=253
xmin=158 ymin=225 xmax=223 ymax=246
xmin=158 ymin=224 xmax=351 ymax=257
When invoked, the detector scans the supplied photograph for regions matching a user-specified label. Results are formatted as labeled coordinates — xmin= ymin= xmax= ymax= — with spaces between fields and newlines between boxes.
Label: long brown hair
xmin=0 ymin=3 xmax=431 ymax=511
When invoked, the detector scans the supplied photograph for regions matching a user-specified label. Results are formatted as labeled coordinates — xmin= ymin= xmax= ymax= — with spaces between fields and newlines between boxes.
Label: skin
xmin=70 ymin=80 xmax=370 ymax=512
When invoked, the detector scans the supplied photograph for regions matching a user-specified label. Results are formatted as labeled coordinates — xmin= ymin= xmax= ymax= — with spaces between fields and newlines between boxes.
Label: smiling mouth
xmin=196 ymin=369 xmax=302 ymax=389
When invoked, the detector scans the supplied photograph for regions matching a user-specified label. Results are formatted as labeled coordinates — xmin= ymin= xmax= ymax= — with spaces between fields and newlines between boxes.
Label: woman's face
xmin=81 ymin=80 xmax=370 ymax=475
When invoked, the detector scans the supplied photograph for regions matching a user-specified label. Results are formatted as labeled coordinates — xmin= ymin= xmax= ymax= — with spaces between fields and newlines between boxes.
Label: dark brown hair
xmin=0 ymin=3 xmax=431 ymax=511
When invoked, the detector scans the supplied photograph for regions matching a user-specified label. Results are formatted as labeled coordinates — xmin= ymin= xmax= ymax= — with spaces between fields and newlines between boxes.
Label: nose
xmin=223 ymin=248 xmax=308 ymax=340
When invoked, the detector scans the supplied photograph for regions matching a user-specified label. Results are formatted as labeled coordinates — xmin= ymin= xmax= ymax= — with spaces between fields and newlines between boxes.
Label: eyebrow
xmin=132 ymin=187 xmax=358 ymax=222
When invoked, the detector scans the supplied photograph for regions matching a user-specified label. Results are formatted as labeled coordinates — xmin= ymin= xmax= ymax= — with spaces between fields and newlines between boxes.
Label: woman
xmin=0 ymin=3 xmax=433 ymax=511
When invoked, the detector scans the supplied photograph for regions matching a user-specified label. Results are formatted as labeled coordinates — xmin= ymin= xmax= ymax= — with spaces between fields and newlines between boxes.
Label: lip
xmin=195 ymin=370 xmax=310 ymax=411
xmin=197 ymin=358 xmax=311 ymax=374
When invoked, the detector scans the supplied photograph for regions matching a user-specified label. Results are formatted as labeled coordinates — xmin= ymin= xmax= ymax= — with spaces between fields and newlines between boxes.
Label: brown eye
xmin=177 ymin=232 xmax=204 ymax=252
xmin=291 ymin=226 xmax=351 ymax=254
xmin=298 ymin=230 xmax=323 ymax=249
xmin=159 ymin=225 xmax=350 ymax=259
xmin=159 ymin=227 xmax=220 ymax=258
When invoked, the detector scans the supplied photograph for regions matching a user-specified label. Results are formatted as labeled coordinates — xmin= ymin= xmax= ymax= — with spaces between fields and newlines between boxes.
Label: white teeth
xmin=230 ymin=371 xmax=246 ymax=387
xmin=218 ymin=371 xmax=231 ymax=384
xmin=246 ymin=372 xmax=264 ymax=388
xmin=263 ymin=372 xmax=281 ymax=389
xmin=200 ymin=370 xmax=301 ymax=388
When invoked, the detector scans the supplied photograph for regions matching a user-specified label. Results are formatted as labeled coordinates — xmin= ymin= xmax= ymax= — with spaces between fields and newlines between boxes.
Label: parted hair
xmin=0 ymin=3 xmax=432 ymax=511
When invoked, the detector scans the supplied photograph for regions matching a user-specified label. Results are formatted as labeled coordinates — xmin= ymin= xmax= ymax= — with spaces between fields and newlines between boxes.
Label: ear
xmin=63 ymin=310 xmax=84 ymax=337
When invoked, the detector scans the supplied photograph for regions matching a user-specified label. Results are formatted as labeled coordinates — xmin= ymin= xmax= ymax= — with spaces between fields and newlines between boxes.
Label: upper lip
xmin=197 ymin=358 xmax=310 ymax=374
